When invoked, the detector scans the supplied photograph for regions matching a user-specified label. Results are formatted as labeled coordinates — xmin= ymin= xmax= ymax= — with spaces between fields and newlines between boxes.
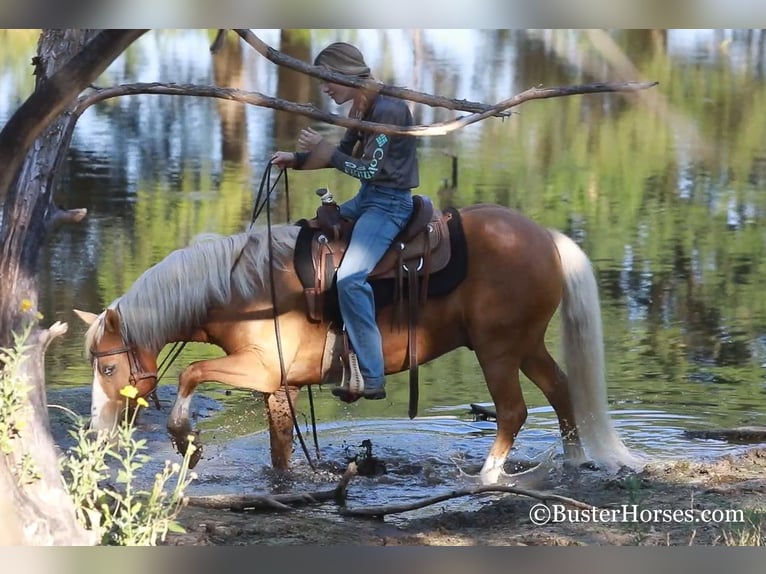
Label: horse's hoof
xmin=563 ymin=459 xmax=599 ymax=472
xmin=188 ymin=441 xmax=203 ymax=469
xmin=480 ymin=473 xmax=515 ymax=486
xmin=173 ymin=438 xmax=203 ymax=469
xmin=169 ymin=427 xmax=203 ymax=468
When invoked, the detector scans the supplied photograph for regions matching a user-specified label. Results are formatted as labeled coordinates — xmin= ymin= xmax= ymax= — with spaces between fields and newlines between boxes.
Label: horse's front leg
xmin=264 ymin=386 xmax=301 ymax=471
xmin=168 ymin=351 xmax=280 ymax=468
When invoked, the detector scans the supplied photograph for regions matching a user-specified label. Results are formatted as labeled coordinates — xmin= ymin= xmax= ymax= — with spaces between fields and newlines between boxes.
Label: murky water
xmin=4 ymin=29 xmax=766 ymax=507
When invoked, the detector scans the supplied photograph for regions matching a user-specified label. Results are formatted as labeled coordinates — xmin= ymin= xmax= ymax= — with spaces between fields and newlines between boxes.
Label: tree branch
xmin=339 ymin=484 xmax=596 ymax=518
xmin=47 ymin=206 xmax=87 ymax=229
xmin=232 ymin=29 xmax=511 ymax=117
xmin=0 ymin=30 xmax=147 ymax=201
xmin=42 ymin=321 xmax=68 ymax=352
xmin=75 ymin=80 xmax=658 ymax=138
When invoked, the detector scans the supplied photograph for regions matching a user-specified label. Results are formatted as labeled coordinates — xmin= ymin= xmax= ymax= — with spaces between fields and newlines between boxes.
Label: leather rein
xmin=87 ymin=163 xmax=317 ymax=469
xmin=245 ymin=162 xmax=319 ymax=470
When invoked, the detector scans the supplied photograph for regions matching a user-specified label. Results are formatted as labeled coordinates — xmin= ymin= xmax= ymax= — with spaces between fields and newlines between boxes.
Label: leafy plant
xmin=2 ymin=302 xmax=197 ymax=546
xmin=59 ymin=396 xmax=198 ymax=546
xmin=0 ymin=321 xmax=41 ymax=485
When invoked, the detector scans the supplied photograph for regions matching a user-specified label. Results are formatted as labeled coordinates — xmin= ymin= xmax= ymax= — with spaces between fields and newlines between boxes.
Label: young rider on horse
xmin=271 ymin=41 xmax=419 ymax=401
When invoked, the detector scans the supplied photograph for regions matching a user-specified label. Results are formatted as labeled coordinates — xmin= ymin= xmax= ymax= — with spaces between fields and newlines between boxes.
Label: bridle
xmin=90 ymin=344 xmax=158 ymax=389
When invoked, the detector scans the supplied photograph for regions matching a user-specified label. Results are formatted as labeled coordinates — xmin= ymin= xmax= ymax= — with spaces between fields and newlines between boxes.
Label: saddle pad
xmin=293 ymin=207 xmax=468 ymax=323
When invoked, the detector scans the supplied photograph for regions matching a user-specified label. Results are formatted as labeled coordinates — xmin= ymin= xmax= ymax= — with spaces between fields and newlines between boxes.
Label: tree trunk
xmin=0 ymin=28 xmax=146 ymax=546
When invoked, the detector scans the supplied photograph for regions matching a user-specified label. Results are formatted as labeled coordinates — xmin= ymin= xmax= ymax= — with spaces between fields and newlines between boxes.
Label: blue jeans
xmin=337 ymin=183 xmax=413 ymax=390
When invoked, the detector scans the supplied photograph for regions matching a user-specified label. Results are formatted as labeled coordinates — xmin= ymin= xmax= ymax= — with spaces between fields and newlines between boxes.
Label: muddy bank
xmin=165 ymin=447 xmax=766 ymax=546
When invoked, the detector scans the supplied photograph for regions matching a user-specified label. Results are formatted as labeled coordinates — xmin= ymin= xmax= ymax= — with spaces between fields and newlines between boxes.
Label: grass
xmin=719 ymin=511 xmax=766 ymax=546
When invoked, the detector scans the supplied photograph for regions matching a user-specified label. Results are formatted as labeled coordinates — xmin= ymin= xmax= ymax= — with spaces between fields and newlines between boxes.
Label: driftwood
xmin=184 ymin=458 xmax=596 ymax=519
xmin=184 ymin=462 xmax=358 ymax=512
xmin=470 ymin=403 xmax=497 ymax=421
xmin=683 ymin=426 xmax=766 ymax=444
xmin=704 ymin=478 xmax=766 ymax=495
xmin=339 ymin=484 xmax=596 ymax=519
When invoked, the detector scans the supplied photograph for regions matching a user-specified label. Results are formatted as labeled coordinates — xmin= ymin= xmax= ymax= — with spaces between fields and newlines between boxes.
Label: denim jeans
xmin=337 ymin=183 xmax=413 ymax=390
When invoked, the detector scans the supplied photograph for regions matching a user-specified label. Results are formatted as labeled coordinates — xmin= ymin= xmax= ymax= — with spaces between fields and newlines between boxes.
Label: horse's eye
xmin=101 ymin=364 xmax=116 ymax=377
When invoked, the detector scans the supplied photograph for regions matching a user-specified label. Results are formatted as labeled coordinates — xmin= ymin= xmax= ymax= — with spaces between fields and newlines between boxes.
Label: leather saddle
xmin=301 ymin=193 xmax=454 ymax=418
xmin=303 ymin=193 xmax=453 ymax=324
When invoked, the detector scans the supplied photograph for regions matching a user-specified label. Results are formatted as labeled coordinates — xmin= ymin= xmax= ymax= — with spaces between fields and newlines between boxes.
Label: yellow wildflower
xmin=20 ymin=299 xmax=33 ymax=312
xmin=136 ymin=397 xmax=149 ymax=408
xmin=119 ymin=385 xmax=139 ymax=399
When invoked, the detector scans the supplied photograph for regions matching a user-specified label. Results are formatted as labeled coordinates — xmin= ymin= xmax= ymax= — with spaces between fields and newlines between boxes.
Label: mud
xmin=165 ymin=447 xmax=766 ymax=546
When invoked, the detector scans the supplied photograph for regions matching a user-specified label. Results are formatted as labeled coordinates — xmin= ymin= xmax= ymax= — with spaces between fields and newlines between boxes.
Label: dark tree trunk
xmin=0 ymin=28 xmax=146 ymax=546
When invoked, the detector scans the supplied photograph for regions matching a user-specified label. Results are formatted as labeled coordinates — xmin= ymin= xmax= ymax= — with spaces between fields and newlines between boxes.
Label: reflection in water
xmin=212 ymin=30 xmax=248 ymax=165
xmin=274 ymin=29 xmax=315 ymax=143
xmin=3 ymin=31 xmax=766 ymax=492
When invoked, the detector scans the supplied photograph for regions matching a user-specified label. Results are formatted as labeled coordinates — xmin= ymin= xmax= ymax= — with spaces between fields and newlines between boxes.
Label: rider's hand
xmin=297 ymin=128 xmax=323 ymax=153
xmin=271 ymin=151 xmax=296 ymax=168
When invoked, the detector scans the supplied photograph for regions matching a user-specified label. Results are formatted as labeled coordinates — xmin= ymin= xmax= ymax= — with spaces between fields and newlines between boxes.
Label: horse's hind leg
xmin=477 ymin=353 xmax=527 ymax=484
xmin=264 ymin=386 xmax=300 ymax=470
xmin=521 ymin=343 xmax=587 ymax=465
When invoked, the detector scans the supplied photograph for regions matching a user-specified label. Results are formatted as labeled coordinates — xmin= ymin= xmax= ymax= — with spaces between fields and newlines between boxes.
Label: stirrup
xmin=332 ymin=352 xmax=390 ymax=401
xmin=331 ymin=352 xmax=365 ymax=402
xmin=344 ymin=352 xmax=365 ymax=394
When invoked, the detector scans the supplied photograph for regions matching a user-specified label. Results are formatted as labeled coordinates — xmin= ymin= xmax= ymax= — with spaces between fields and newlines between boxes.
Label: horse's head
xmin=74 ymin=308 xmax=159 ymax=431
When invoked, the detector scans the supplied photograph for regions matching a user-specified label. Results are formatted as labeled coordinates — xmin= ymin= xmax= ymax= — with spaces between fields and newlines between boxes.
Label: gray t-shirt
xmin=296 ymin=94 xmax=419 ymax=190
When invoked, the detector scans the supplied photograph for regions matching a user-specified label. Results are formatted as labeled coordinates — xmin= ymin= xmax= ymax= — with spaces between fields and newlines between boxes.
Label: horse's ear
xmin=103 ymin=308 xmax=121 ymax=334
xmin=73 ymin=309 xmax=99 ymax=325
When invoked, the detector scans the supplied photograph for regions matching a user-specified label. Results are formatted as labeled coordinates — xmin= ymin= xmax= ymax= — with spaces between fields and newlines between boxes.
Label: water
xmin=4 ymin=29 xmax=766 ymax=505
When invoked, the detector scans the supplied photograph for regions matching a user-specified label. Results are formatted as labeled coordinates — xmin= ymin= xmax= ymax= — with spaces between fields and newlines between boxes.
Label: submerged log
xmin=184 ymin=462 xmax=357 ymax=512
xmin=469 ymin=403 xmax=497 ymax=421
xmin=474 ymin=406 xmax=766 ymax=447
xmin=683 ymin=426 xmax=766 ymax=444
xmin=339 ymin=484 xmax=595 ymax=519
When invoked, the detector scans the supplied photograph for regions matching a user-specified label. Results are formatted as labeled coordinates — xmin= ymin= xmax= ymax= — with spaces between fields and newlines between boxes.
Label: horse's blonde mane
xmin=83 ymin=224 xmax=301 ymax=353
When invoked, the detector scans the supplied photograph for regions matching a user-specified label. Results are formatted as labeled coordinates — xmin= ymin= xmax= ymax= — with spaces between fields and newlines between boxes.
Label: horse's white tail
xmin=549 ymin=229 xmax=644 ymax=470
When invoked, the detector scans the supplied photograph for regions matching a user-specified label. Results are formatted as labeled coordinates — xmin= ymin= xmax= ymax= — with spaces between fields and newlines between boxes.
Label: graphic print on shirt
xmin=343 ymin=134 xmax=389 ymax=180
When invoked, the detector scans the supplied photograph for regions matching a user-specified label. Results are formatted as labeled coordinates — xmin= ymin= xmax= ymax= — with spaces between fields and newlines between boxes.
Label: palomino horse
xmin=75 ymin=203 xmax=640 ymax=484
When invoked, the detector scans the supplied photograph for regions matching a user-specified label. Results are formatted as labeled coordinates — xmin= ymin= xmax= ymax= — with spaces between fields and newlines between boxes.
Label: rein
xmin=95 ymin=162 xmax=321 ymax=471
xmin=247 ymin=161 xmax=320 ymax=470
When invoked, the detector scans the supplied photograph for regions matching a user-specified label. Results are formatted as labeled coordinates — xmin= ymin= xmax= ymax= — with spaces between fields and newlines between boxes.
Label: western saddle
xmin=302 ymin=191 xmax=454 ymax=418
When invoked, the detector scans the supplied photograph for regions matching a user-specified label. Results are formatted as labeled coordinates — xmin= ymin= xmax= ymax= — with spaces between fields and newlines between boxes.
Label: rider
xmin=271 ymin=41 xmax=419 ymax=401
